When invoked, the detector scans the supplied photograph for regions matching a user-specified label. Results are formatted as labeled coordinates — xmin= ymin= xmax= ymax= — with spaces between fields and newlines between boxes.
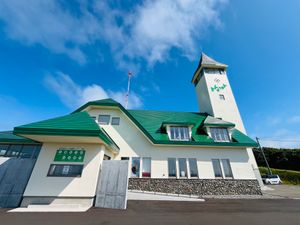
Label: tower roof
xmin=191 ymin=52 xmax=227 ymax=84
xmin=200 ymin=53 xmax=227 ymax=68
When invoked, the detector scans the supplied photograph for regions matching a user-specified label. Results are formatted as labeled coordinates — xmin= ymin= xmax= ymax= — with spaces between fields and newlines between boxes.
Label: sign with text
xmin=54 ymin=149 xmax=85 ymax=162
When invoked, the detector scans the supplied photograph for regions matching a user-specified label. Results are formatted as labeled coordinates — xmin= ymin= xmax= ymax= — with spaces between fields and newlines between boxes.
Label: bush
xmin=259 ymin=167 xmax=300 ymax=185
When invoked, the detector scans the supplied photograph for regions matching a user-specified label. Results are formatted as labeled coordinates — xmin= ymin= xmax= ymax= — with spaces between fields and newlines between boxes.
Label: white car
xmin=261 ymin=174 xmax=282 ymax=185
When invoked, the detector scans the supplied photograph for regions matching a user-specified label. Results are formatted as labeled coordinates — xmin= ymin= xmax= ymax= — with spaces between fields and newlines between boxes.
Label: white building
xmin=0 ymin=53 xmax=262 ymax=208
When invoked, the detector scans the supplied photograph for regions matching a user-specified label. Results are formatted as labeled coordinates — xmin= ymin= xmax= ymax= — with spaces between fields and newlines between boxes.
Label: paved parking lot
xmin=0 ymin=199 xmax=299 ymax=225
xmin=263 ymin=184 xmax=300 ymax=199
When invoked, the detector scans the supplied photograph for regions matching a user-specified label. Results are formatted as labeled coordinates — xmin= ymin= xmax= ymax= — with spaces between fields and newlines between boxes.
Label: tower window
xmin=210 ymin=128 xmax=230 ymax=142
xmin=219 ymin=94 xmax=225 ymax=100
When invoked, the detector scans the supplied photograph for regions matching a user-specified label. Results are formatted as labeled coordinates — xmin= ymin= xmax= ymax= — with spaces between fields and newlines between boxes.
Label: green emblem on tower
xmin=211 ymin=84 xmax=227 ymax=92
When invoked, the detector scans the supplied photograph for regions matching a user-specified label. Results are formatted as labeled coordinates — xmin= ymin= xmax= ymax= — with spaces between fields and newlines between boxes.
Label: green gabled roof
xmin=13 ymin=112 xmax=119 ymax=151
xmin=0 ymin=131 xmax=40 ymax=144
xmin=128 ymin=110 xmax=257 ymax=147
xmin=73 ymin=99 xmax=258 ymax=147
xmin=128 ymin=110 xmax=209 ymax=142
xmin=73 ymin=98 xmax=120 ymax=113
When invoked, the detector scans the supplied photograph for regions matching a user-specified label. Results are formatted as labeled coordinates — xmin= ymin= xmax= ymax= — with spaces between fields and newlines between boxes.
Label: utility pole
xmin=256 ymin=137 xmax=272 ymax=175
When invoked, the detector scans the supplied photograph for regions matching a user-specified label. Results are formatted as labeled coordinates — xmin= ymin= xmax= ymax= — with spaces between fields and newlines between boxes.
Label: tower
xmin=192 ymin=53 xmax=246 ymax=133
xmin=192 ymin=52 xmax=264 ymax=187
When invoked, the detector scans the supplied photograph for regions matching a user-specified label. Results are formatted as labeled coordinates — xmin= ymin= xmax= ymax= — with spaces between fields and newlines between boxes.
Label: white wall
xmin=88 ymin=108 xmax=256 ymax=180
xmin=196 ymin=71 xmax=245 ymax=133
xmin=24 ymin=143 xmax=106 ymax=197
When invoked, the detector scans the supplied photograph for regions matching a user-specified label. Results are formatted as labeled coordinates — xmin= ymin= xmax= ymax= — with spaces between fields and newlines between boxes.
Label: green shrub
xmin=259 ymin=167 xmax=300 ymax=185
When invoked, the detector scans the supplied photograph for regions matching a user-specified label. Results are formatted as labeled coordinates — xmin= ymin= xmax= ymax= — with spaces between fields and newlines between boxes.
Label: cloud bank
xmin=0 ymin=0 xmax=226 ymax=68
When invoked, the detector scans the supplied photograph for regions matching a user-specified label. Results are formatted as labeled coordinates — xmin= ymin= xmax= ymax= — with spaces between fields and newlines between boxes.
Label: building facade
xmin=0 ymin=53 xmax=262 ymax=208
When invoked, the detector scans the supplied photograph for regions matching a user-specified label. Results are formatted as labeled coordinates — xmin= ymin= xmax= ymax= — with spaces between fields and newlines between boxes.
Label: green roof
xmin=11 ymin=98 xmax=257 ymax=148
xmin=74 ymin=99 xmax=258 ymax=147
xmin=13 ymin=112 xmax=119 ymax=151
xmin=0 ymin=131 xmax=40 ymax=144
xmin=128 ymin=110 xmax=257 ymax=147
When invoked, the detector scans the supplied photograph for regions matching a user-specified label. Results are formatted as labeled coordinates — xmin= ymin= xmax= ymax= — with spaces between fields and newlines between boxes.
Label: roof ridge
xmin=128 ymin=109 xmax=208 ymax=115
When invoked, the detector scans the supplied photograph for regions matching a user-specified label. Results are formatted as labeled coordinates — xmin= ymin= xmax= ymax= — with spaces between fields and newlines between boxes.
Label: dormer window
xmin=210 ymin=127 xmax=230 ymax=142
xmin=169 ymin=126 xmax=190 ymax=141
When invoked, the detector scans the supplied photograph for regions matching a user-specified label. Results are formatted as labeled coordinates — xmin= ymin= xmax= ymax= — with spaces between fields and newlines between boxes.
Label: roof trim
xmin=0 ymin=131 xmax=40 ymax=144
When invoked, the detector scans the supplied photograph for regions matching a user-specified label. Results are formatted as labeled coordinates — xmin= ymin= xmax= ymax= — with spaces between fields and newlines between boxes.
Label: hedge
xmin=253 ymin=148 xmax=300 ymax=171
xmin=259 ymin=167 xmax=300 ymax=185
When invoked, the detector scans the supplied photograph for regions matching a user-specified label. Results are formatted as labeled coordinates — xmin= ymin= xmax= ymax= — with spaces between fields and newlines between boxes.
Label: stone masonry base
xmin=128 ymin=178 xmax=262 ymax=196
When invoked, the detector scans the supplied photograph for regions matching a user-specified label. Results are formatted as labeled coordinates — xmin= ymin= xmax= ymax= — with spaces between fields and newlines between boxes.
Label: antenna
xmin=125 ymin=71 xmax=132 ymax=109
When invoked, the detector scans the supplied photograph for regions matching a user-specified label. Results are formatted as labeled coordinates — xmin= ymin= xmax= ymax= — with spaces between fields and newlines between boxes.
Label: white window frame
xmin=208 ymin=127 xmax=231 ymax=142
xmin=166 ymin=125 xmax=192 ymax=141
xmin=211 ymin=158 xmax=234 ymax=179
xmin=168 ymin=158 xmax=199 ymax=179
xmin=130 ymin=157 xmax=152 ymax=178
xmin=188 ymin=158 xmax=199 ymax=178
xmin=98 ymin=115 xmax=111 ymax=125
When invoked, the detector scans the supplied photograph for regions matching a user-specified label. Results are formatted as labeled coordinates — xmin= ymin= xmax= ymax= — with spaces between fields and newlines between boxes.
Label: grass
xmin=259 ymin=167 xmax=300 ymax=185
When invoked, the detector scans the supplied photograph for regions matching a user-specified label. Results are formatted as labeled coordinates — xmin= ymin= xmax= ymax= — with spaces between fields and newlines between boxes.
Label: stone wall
xmin=128 ymin=178 xmax=262 ymax=196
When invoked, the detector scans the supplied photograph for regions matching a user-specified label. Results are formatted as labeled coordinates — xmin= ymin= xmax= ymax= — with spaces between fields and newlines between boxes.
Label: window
xmin=47 ymin=164 xmax=83 ymax=177
xmin=221 ymin=159 xmax=233 ymax=178
xmin=98 ymin=115 xmax=110 ymax=125
xmin=5 ymin=145 xmax=22 ymax=157
xmin=178 ymin=158 xmax=187 ymax=178
xmin=169 ymin=126 xmax=190 ymax=141
xmin=103 ymin=154 xmax=111 ymax=160
xmin=212 ymin=159 xmax=223 ymax=178
xmin=188 ymin=158 xmax=198 ymax=178
xmin=19 ymin=145 xmax=37 ymax=158
xmin=91 ymin=116 xmax=97 ymax=122
xmin=121 ymin=157 xmax=129 ymax=160
xmin=0 ymin=144 xmax=41 ymax=159
xmin=0 ymin=144 xmax=9 ymax=156
xmin=168 ymin=158 xmax=177 ymax=178
xmin=219 ymin=94 xmax=225 ymax=100
xmin=142 ymin=157 xmax=151 ymax=177
xmin=32 ymin=146 xmax=42 ymax=159
xmin=210 ymin=128 xmax=230 ymax=142
xmin=131 ymin=157 xmax=140 ymax=177
xmin=111 ymin=117 xmax=120 ymax=125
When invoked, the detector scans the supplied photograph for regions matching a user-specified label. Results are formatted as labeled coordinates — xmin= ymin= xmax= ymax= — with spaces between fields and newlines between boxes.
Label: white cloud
xmin=0 ymin=0 xmax=101 ymax=64
xmin=44 ymin=72 xmax=142 ymax=109
xmin=0 ymin=0 xmax=226 ymax=67
xmin=257 ymin=129 xmax=300 ymax=149
xmin=125 ymin=0 xmax=223 ymax=64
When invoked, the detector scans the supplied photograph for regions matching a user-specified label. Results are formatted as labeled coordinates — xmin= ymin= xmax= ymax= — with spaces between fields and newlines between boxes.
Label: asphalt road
xmin=1 ymin=199 xmax=300 ymax=225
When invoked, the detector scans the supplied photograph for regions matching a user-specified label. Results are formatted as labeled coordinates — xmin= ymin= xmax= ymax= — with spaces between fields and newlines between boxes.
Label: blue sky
xmin=0 ymin=0 xmax=300 ymax=148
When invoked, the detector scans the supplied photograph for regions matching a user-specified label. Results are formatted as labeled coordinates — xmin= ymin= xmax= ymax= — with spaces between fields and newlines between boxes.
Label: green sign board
xmin=54 ymin=149 xmax=85 ymax=162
